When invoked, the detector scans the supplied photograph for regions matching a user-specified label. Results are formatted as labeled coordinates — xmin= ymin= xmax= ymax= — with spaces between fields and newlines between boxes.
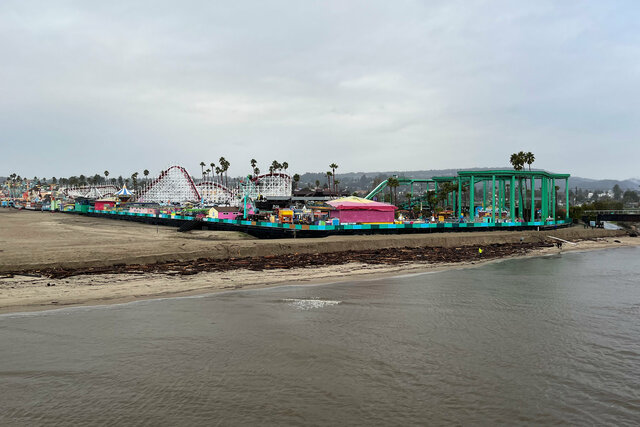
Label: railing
xmin=80 ymin=207 xmax=572 ymax=231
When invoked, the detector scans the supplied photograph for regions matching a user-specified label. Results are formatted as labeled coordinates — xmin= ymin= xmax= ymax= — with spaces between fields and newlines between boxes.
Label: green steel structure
xmin=367 ymin=177 xmax=435 ymax=199
xmin=365 ymin=169 xmax=571 ymax=223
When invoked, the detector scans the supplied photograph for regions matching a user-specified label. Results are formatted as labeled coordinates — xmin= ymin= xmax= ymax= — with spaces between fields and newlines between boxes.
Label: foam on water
xmin=281 ymin=298 xmax=342 ymax=310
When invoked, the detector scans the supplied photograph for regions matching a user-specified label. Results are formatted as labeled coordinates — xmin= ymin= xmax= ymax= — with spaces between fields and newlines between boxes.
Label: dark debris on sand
xmin=22 ymin=241 xmax=554 ymax=279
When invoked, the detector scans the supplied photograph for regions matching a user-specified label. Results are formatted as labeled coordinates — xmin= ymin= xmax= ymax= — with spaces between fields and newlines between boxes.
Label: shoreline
xmin=2 ymin=236 xmax=637 ymax=315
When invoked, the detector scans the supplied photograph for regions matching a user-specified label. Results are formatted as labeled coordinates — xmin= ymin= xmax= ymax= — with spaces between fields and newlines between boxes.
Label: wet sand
xmin=0 ymin=209 xmax=635 ymax=314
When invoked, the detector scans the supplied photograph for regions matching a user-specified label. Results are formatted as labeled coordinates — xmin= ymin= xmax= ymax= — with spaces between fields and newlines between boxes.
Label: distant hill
xmin=567 ymin=177 xmax=640 ymax=191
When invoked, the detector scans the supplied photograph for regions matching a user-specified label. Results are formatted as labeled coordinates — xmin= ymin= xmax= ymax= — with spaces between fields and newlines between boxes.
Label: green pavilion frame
xmin=366 ymin=169 xmax=571 ymax=224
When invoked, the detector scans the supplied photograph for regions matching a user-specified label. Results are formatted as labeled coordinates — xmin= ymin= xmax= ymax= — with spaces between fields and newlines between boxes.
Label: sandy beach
xmin=0 ymin=209 xmax=636 ymax=314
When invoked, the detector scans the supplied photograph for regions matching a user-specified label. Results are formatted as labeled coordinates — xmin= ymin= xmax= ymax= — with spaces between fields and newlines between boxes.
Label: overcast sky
xmin=1 ymin=1 xmax=639 ymax=180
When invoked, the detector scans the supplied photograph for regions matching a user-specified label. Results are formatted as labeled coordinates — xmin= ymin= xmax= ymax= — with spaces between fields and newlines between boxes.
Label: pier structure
xmin=584 ymin=209 xmax=640 ymax=223
xmin=4 ymin=166 xmax=574 ymax=239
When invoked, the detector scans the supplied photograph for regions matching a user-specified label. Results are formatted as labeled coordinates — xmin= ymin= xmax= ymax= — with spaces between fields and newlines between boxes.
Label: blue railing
xmin=84 ymin=208 xmax=571 ymax=232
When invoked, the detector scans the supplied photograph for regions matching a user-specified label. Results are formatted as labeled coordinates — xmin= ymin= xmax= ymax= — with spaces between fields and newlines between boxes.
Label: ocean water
xmin=1 ymin=247 xmax=639 ymax=425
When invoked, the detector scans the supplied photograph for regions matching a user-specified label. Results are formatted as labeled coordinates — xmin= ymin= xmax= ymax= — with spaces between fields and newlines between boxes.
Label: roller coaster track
xmin=398 ymin=193 xmax=436 ymax=211
xmin=64 ymin=185 xmax=118 ymax=198
xmin=195 ymin=181 xmax=234 ymax=195
xmin=365 ymin=178 xmax=435 ymax=200
xmin=196 ymin=180 xmax=235 ymax=204
xmin=254 ymin=173 xmax=292 ymax=198
xmin=136 ymin=165 xmax=201 ymax=203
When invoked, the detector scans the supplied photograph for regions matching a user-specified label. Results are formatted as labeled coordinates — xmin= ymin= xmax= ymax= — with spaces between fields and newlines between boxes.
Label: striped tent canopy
xmin=115 ymin=185 xmax=133 ymax=197
xmin=327 ymin=196 xmax=396 ymax=211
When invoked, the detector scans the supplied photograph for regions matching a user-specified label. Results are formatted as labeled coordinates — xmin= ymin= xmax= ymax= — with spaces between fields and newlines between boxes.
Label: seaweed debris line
xmin=19 ymin=242 xmax=553 ymax=279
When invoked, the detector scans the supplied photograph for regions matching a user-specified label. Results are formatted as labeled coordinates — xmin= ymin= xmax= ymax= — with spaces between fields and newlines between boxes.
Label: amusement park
xmin=1 ymin=156 xmax=573 ymax=238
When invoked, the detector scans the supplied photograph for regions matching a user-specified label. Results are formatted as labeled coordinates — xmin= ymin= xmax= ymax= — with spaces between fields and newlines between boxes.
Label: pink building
xmin=327 ymin=197 xmax=396 ymax=224
xmin=208 ymin=206 xmax=242 ymax=220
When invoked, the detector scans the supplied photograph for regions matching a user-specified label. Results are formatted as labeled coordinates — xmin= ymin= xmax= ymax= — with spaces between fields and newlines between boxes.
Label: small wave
xmin=281 ymin=298 xmax=341 ymax=310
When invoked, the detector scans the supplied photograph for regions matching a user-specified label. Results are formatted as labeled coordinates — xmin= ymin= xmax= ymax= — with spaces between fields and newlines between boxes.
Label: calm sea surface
xmin=1 ymin=247 xmax=640 ymax=426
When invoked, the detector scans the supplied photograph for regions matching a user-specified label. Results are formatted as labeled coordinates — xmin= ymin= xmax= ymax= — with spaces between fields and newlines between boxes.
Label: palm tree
xmin=104 ymin=170 xmax=109 ymax=184
xmin=510 ymin=151 xmax=527 ymax=219
xmin=209 ymin=163 xmax=215 ymax=181
xmin=223 ymin=163 xmax=228 ymax=185
xmin=143 ymin=169 xmax=149 ymax=183
xmin=509 ymin=152 xmax=524 ymax=171
xmin=219 ymin=157 xmax=230 ymax=187
xmin=326 ymin=171 xmax=332 ymax=189
xmin=523 ymin=152 xmax=535 ymax=171
xmin=524 ymin=152 xmax=535 ymax=217
xmin=434 ymin=181 xmax=455 ymax=209
xmin=271 ymin=160 xmax=280 ymax=174
xmin=329 ymin=163 xmax=338 ymax=192
xmin=282 ymin=161 xmax=289 ymax=174
xmin=131 ymin=172 xmax=139 ymax=190
xmin=293 ymin=174 xmax=300 ymax=190
xmin=200 ymin=161 xmax=206 ymax=178
xmin=387 ymin=177 xmax=400 ymax=205
xmin=425 ymin=190 xmax=438 ymax=211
